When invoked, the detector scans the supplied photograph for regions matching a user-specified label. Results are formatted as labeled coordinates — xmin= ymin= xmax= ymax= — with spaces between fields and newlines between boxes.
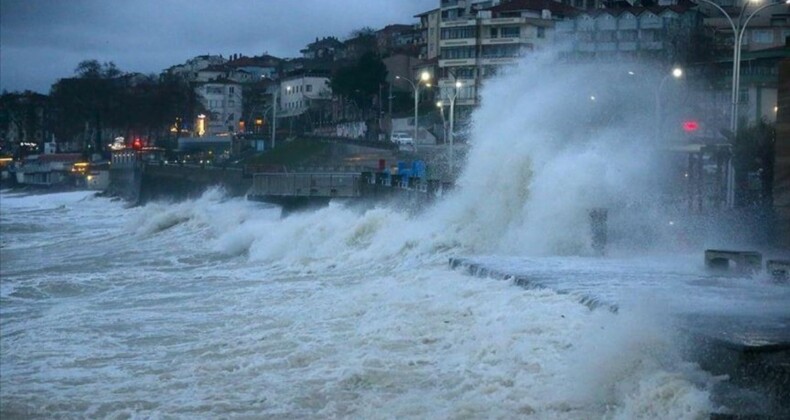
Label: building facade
xmin=437 ymin=0 xmax=574 ymax=106
xmin=554 ymin=5 xmax=703 ymax=64
xmin=279 ymin=74 xmax=332 ymax=118
xmin=194 ymin=81 xmax=243 ymax=136
xmin=416 ymin=8 xmax=442 ymax=60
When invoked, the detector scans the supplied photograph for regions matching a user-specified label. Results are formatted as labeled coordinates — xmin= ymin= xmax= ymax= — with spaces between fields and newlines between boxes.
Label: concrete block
xmin=704 ymin=249 xmax=763 ymax=274
xmin=766 ymin=259 xmax=790 ymax=282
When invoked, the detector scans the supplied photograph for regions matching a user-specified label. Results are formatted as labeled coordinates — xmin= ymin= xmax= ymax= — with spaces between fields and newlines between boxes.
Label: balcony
xmin=480 ymin=17 xmax=525 ymax=25
xmin=440 ymin=38 xmax=477 ymax=47
xmin=439 ymin=78 xmax=475 ymax=88
xmin=439 ymin=58 xmax=477 ymax=67
xmin=480 ymin=57 xmax=518 ymax=66
xmin=481 ymin=37 xmax=520 ymax=45
xmin=440 ymin=18 xmax=477 ymax=28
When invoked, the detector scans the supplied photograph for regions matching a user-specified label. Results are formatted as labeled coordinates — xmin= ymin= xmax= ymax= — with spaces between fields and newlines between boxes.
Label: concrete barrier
xmin=704 ymin=249 xmax=763 ymax=274
xmin=766 ymin=259 xmax=789 ymax=282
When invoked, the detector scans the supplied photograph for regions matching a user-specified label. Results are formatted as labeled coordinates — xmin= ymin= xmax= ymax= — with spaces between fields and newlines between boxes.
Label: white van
xmin=391 ymin=132 xmax=414 ymax=146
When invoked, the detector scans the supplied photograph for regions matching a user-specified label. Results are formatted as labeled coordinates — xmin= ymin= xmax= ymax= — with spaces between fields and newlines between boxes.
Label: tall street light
xmin=286 ymin=85 xmax=293 ymax=138
xmin=396 ymin=71 xmax=431 ymax=149
xmin=436 ymin=101 xmax=447 ymax=145
xmin=655 ymin=67 xmax=683 ymax=143
xmin=440 ymin=80 xmax=463 ymax=178
xmin=695 ymin=0 xmax=787 ymax=207
xmin=271 ymin=87 xmax=278 ymax=149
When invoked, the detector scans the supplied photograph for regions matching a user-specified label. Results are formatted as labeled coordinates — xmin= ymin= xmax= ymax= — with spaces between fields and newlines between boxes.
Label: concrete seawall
xmin=140 ymin=164 xmax=252 ymax=203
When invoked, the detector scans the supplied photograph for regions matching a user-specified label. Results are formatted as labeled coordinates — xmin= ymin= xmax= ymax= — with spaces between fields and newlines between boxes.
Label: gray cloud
xmin=0 ymin=0 xmax=435 ymax=93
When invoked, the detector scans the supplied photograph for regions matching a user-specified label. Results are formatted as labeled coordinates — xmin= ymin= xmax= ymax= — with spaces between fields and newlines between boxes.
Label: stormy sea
xmin=2 ymin=55 xmax=787 ymax=418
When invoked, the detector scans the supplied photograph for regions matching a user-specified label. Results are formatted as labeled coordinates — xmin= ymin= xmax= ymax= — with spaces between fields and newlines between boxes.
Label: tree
xmin=330 ymin=52 xmax=387 ymax=114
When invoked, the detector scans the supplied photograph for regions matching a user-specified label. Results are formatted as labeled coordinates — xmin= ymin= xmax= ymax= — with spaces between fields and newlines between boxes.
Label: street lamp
xmin=436 ymin=101 xmax=447 ymax=144
xmin=694 ymin=0 xmax=787 ymax=207
xmin=654 ymin=66 xmax=683 ymax=143
xmin=271 ymin=88 xmax=278 ymax=149
xmin=439 ymin=80 xmax=463 ymax=178
xmin=396 ymin=71 xmax=431 ymax=149
xmin=286 ymin=85 xmax=293 ymax=137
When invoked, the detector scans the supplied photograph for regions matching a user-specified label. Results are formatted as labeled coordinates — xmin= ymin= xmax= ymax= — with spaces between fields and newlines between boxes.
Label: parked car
xmin=391 ymin=132 xmax=414 ymax=146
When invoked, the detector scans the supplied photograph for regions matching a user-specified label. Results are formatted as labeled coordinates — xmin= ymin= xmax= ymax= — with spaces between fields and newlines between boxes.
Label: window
xmin=752 ymin=30 xmax=773 ymax=44
xmin=501 ymin=26 xmax=520 ymax=38
xmin=455 ymin=67 xmax=475 ymax=78
xmin=229 ymin=86 xmax=235 ymax=94
xmin=537 ymin=27 xmax=545 ymax=39
xmin=441 ymin=26 xmax=476 ymax=39
xmin=441 ymin=46 xmax=476 ymax=59
xmin=595 ymin=31 xmax=614 ymax=42
xmin=619 ymin=30 xmax=637 ymax=41
xmin=481 ymin=44 xmax=521 ymax=58
xmin=490 ymin=28 xmax=499 ymax=38
xmin=306 ymin=85 xmax=313 ymax=92
xmin=739 ymin=91 xmax=749 ymax=104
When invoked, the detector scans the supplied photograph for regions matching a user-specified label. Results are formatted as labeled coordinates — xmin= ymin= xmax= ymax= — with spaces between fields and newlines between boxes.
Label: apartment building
xmin=415 ymin=9 xmax=442 ymax=59
xmin=437 ymin=0 xmax=577 ymax=106
xmin=279 ymin=73 xmax=332 ymax=118
xmin=554 ymin=4 xmax=703 ymax=63
xmin=194 ymin=82 xmax=243 ymax=136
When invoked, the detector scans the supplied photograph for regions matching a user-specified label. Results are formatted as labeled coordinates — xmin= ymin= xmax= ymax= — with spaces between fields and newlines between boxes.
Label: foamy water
xmin=1 ymin=54 xmax=746 ymax=418
xmin=0 ymin=190 xmax=718 ymax=419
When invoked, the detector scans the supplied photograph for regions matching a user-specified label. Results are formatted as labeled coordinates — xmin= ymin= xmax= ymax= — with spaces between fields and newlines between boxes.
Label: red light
xmin=132 ymin=138 xmax=143 ymax=150
xmin=682 ymin=120 xmax=699 ymax=132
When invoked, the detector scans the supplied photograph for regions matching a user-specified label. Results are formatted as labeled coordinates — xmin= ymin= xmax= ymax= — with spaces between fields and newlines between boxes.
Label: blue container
xmin=412 ymin=160 xmax=426 ymax=179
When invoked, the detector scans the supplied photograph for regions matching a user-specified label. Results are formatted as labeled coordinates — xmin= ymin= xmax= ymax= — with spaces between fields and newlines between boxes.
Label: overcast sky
xmin=0 ymin=0 xmax=435 ymax=94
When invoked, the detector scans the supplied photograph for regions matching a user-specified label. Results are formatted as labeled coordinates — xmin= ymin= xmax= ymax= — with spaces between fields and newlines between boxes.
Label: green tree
xmin=330 ymin=52 xmax=387 ymax=113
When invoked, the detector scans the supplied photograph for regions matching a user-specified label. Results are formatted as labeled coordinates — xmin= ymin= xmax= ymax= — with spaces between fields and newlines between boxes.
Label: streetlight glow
xmin=672 ymin=67 xmax=683 ymax=78
xmin=420 ymin=71 xmax=431 ymax=82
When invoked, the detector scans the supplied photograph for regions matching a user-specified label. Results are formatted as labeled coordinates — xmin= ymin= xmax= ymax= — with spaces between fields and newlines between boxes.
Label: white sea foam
xmin=0 ymin=51 xmax=740 ymax=418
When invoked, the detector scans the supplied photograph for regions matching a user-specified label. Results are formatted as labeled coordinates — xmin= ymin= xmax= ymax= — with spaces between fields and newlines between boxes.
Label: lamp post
xmin=286 ymin=85 xmax=293 ymax=138
xmin=436 ymin=101 xmax=447 ymax=145
xmin=654 ymin=67 xmax=683 ymax=143
xmin=439 ymin=80 xmax=463 ymax=178
xmin=271 ymin=88 xmax=278 ymax=149
xmin=396 ymin=71 xmax=431 ymax=148
xmin=695 ymin=0 xmax=787 ymax=207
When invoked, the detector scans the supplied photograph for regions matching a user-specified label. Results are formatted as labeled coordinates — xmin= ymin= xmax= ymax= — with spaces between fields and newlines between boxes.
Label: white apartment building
xmin=279 ymin=75 xmax=332 ymax=118
xmin=194 ymin=82 xmax=243 ymax=136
